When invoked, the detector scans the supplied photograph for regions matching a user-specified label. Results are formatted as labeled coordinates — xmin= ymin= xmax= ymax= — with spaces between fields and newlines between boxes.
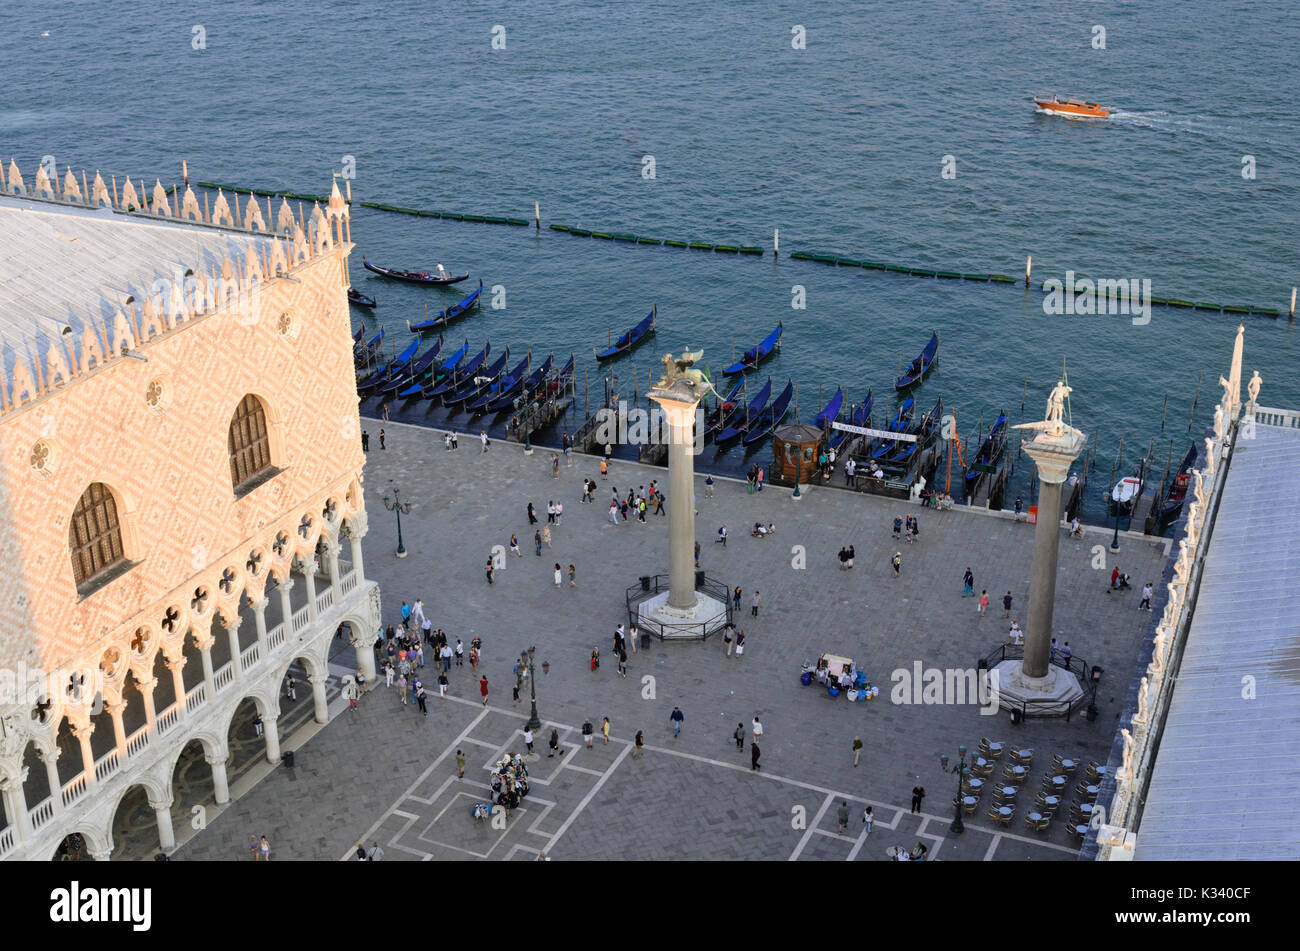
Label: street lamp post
xmin=1110 ymin=506 xmax=1122 ymax=553
xmin=950 ymin=744 xmax=970 ymax=834
xmin=521 ymin=645 xmax=541 ymax=731
xmin=382 ymin=486 xmax=412 ymax=558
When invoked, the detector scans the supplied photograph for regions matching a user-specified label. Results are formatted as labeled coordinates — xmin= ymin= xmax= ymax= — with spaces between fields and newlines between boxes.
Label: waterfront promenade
xmin=175 ymin=422 xmax=1169 ymax=861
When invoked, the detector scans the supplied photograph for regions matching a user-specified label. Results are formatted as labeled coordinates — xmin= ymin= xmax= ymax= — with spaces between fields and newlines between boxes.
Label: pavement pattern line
xmin=789 ymin=793 xmax=836 ymax=861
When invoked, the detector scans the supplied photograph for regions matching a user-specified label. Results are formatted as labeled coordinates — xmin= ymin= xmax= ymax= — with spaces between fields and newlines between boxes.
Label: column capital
xmin=276 ymin=576 xmax=296 ymax=593
xmin=321 ymin=537 xmax=342 ymax=558
xmin=69 ymin=720 xmax=94 ymax=741
xmin=136 ymin=676 xmax=158 ymax=693
xmin=250 ymin=597 xmax=270 ymax=613
xmin=149 ymin=795 xmax=175 ymax=811
xmin=192 ymin=630 xmax=216 ymax=652
xmin=38 ymin=745 xmax=62 ymax=765
xmin=204 ymin=753 xmax=228 ymax=768
xmin=221 ymin=615 xmax=242 ymax=634
xmin=165 ymin=654 xmax=187 ymax=673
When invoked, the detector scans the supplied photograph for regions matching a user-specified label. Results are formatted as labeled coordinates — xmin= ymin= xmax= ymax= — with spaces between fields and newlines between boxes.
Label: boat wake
xmin=1105 ymin=110 xmax=1223 ymax=136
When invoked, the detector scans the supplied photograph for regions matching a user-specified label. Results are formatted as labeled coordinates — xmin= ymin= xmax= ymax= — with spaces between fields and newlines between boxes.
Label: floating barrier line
xmin=192 ymin=182 xmax=529 ymax=226
xmin=790 ymin=249 xmax=1281 ymax=316
xmin=548 ymin=224 xmax=764 ymax=257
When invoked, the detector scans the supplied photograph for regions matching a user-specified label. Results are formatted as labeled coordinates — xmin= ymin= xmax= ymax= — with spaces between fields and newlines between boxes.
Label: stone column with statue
xmin=637 ymin=349 xmax=729 ymax=638
xmin=989 ymin=379 xmax=1088 ymax=713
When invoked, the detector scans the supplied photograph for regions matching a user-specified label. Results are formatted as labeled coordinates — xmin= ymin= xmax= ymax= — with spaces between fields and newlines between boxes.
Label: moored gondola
xmin=742 ymin=379 xmax=795 ymax=446
xmin=398 ymin=339 xmax=470 ymax=400
xmin=829 ymin=390 xmax=872 ymax=452
xmin=362 ymin=257 xmax=471 ymax=286
xmin=595 ymin=304 xmax=656 ymax=360
xmin=358 ymin=339 xmax=420 ymax=395
xmin=354 ymin=328 xmax=385 ymax=366
xmin=716 ymin=378 xmax=773 ymax=444
xmin=425 ymin=342 xmax=491 ymax=401
xmin=409 ymin=281 xmax=484 ymax=332
xmin=886 ymin=397 xmax=942 ymax=466
xmin=489 ymin=354 xmax=552 ymax=413
xmin=812 ymin=387 xmax=844 ymax=429
xmin=376 ymin=337 xmax=443 ymax=398
xmin=964 ymin=414 xmax=1008 ymax=498
xmin=469 ymin=352 xmax=531 ymax=414
xmin=446 ymin=348 xmax=510 ymax=407
xmin=723 ymin=322 xmax=783 ymax=376
xmin=1158 ymin=444 xmax=1198 ymax=521
xmin=870 ymin=397 xmax=916 ymax=460
xmin=895 ymin=330 xmax=939 ymax=390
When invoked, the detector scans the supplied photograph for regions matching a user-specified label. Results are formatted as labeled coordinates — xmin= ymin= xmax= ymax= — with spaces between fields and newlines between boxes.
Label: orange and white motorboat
xmin=1033 ymin=95 xmax=1109 ymax=119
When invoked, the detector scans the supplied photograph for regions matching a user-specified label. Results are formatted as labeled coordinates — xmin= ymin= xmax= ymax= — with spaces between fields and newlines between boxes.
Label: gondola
xmin=354 ymin=328 xmax=385 ymax=366
xmin=895 ymin=331 xmax=939 ymax=390
xmin=595 ymin=304 xmax=656 ymax=360
xmin=963 ymin=414 xmax=1008 ymax=497
xmin=347 ymin=287 xmax=377 ymax=308
xmin=870 ymin=397 xmax=915 ymax=460
xmin=358 ymin=339 xmax=420 ymax=395
xmin=1158 ymin=444 xmax=1198 ymax=521
xmin=376 ymin=337 xmax=443 ymax=398
xmin=446 ymin=348 xmax=510 ymax=407
xmin=351 ymin=325 xmax=366 ymax=345
xmin=469 ymin=353 xmax=530 ymax=414
xmin=408 ymin=281 xmax=484 ymax=332
xmin=398 ymin=340 xmax=470 ymax=400
xmin=887 ymin=397 xmax=942 ymax=466
xmin=362 ymin=258 xmax=471 ymax=286
xmin=812 ymin=387 xmax=844 ymax=429
xmin=424 ymin=342 xmax=491 ymax=401
xmin=829 ymin=390 xmax=872 ymax=452
xmin=488 ymin=354 xmax=552 ymax=413
xmin=716 ymin=378 xmax=773 ymax=444
xmin=723 ymin=322 xmax=783 ymax=376
xmin=704 ymin=376 xmax=747 ymax=440
xmin=742 ymin=379 xmax=795 ymax=447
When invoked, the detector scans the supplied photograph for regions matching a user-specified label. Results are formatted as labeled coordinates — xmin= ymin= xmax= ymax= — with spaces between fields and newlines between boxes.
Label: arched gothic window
xmin=69 ymin=483 xmax=125 ymax=590
xmin=229 ymin=394 xmax=273 ymax=492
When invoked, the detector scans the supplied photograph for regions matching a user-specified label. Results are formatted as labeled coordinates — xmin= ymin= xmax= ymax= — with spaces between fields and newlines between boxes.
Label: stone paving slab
xmin=171 ymin=422 xmax=1168 ymax=861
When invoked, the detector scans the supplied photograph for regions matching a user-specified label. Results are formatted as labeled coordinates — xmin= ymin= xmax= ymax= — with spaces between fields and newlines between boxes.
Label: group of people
xmin=917 ymin=487 xmax=952 ymax=509
xmin=836 ymin=545 xmax=856 ymax=569
xmin=745 ymin=463 xmax=766 ymax=492
xmin=892 ymin=513 xmax=920 ymax=543
xmin=606 ymin=483 xmax=664 ymax=524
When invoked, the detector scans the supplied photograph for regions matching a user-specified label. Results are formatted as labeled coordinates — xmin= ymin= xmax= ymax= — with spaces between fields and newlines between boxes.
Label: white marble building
xmin=0 ymin=159 xmax=380 ymax=860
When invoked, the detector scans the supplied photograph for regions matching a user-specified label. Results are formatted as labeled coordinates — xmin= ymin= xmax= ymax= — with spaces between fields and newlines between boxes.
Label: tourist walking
xmin=582 ymin=719 xmax=594 ymax=748
xmin=723 ymin=624 xmax=734 ymax=656
xmin=893 ymin=515 xmax=902 ymax=540
xmin=609 ymin=499 xmax=620 ymax=524
xmin=756 ymin=465 xmax=765 ymax=491
xmin=602 ymin=716 xmax=611 ymax=744
xmin=978 ymin=590 xmax=989 ymax=616
xmin=378 ymin=429 xmax=385 ymax=449
xmin=554 ymin=563 xmax=562 ymax=587
xmin=734 ymin=630 xmax=745 ymax=657
xmin=669 ymin=706 xmax=684 ymax=737
xmin=552 ymin=453 xmax=560 ymax=477
xmin=437 ymin=671 xmax=448 ymax=697
xmin=569 ymin=564 xmax=577 ymax=587
xmin=750 ymin=743 xmax=761 ymax=771
xmin=705 ymin=474 xmax=714 ymax=498
xmin=456 ymin=749 xmax=466 ymax=778
xmin=600 ymin=458 xmax=608 ymax=479
xmin=837 ymin=801 xmax=850 ymax=833
xmin=396 ymin=673 xmax=407 ymax=704
xmin=484 ymin=557 xmax=493 ymax=584
xmin=734 ymin=722 xmax=745 ymax=750
xmin=1140 ymin=583 xmax=1153 ymax=610
xmin=534 ymin=530 xmax=542 ymax=556
xmin=962 ymin=568 xmax=975 ymax=597
xmin=617 ymin=649 xmax=628 ymax=678
xmin=527 ymin=501 xmax=538 ymax=525
xmin=481 ymin=430 xmax=489 ymax=452
xmin=455 ymin=639 xmax=464 ymax=666
xmin=852 ymin=736 xmax=863 ymax=767
xmin=479 ymin=675 xmax=489 ymax=705
xmin=911 ymin=785 xmax=925 ymax=814
xmin=361 ymin=430 xmax=369 ymax=452
xmin=750 ymin=591 xmax=760 ymax=617
xmin=523 ymin=727 xmax=535 ymax=754
xmin=733 ymin=586 xmax=742 ymax=612
xmin=752 ymin=716 xmax=763 ymax=745
xmin=416 ymin=684 xmax=427 ymax=716
xmin=469 ymin=645 xmax=480 ymax=674
xmin=509 ymin=534 xmax=521 ymax=557
xmin=892 ymin=552 xmax=901 ymax=578
xmin=542 ymin=524 xmax=552 ymax=548
xmin=863 ymin=806 xmax=874 ymax=835
xmin=548 ymin=728 xmax=561 ymax=758
xmin=634 ymin=730 xmax=644 ymax=758
xmin=258 ymin=835 xmax=271 ymax=861
xmin=1002 ymin=591 xmax=1013 ymax=617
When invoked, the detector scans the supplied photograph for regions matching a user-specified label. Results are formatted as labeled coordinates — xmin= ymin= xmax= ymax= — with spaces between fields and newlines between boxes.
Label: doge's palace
xmin=0 ymin=159 xmax=380 ymax=859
